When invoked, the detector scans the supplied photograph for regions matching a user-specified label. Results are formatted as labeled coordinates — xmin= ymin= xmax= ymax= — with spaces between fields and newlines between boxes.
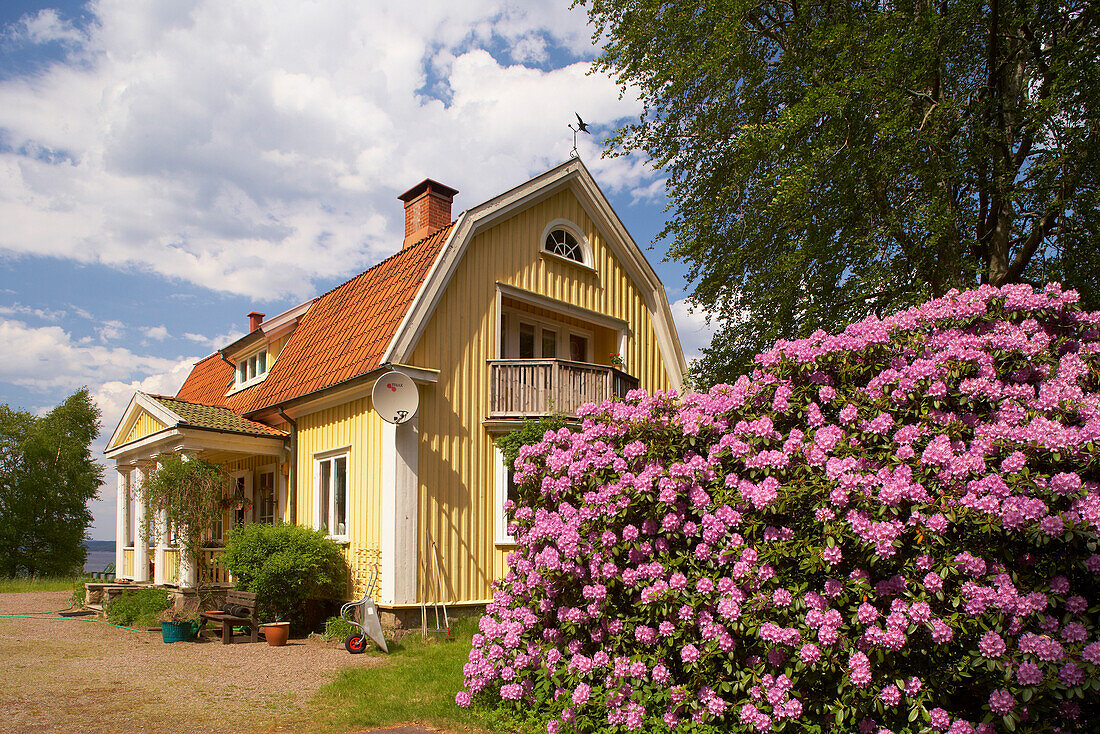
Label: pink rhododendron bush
xmin=459 ymin=284 xmax=1100 ymax=734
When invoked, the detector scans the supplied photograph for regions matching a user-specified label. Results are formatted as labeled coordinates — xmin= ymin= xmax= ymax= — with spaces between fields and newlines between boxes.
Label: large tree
xmin=581 ymin=0 xmax=1100 ymax=385
xmin=0 ymin=389 xmax=103 ymax=577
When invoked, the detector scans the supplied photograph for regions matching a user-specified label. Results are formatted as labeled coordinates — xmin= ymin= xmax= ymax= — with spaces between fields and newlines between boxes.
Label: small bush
xmin=322 ymin=615 xmax=359 ymax=641
xmin=219 ymin=523 xmax=347 ymax=627
xmin=106 ymin=588 xmax=171 ymax=628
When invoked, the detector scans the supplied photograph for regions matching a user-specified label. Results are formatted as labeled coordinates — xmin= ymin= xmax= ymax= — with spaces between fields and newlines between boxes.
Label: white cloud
xmin=0 ymin=1 xmax=650 ymax=301
xmin=145 ymin=325 xmax=169 ymax=340
xmin=0 ymin=317 xmax=190 ymax=393
xmin=4 ymin=8 xmax=85 ymax=45
xmin=669 ymin=297 xmax=720 ymax=363
xmin=0 ymin=302 xmax=67 ymax=321
xmin=182 ymin=328 xmax=245 ymax=351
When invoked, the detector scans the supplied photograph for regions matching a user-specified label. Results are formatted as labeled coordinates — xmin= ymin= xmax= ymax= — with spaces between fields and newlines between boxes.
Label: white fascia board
xmin=496 ymin=282 xmax=629 ymax=332
xmin=104 ymin=392 xmax=184 ymax=453
xmin=261 ymin=298 xmax=314 ymax=341
xmin=105 ymin=426 xmax=285 ymax=463
xmin=273 ymin=364 xmax=439 ymax=422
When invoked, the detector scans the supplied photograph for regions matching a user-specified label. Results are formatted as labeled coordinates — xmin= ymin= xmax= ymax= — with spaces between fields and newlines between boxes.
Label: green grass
xmin=0 ymin=576 xmax=83 ymax=594
xmin=314 ymin=618 xmax=498 ymax=733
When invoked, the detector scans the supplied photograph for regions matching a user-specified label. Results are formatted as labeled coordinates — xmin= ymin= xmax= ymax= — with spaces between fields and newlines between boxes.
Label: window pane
xmin=541 ymin=329 xmax=557 ymax=359
xmin=334 ymin=457 xmax=347 ymax=536
xmin=239 ymin=362 xmax=247 ymax=383
xmin=257 ymin=350 xmax=267 ymax=374
xmin=519 ymin=323 xmax=535 ymax=359
xmin=570 ymin=334 xmax=587 ymax=362
xmin=319 ymin=460 xmax=330 ymax=533
xmin=257 ymin=471 xmax=275 ymax=524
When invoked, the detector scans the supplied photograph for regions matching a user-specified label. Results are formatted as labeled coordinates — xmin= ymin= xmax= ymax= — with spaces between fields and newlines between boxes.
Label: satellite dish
xmin=372 ymin=371 xmax=419 ymax=424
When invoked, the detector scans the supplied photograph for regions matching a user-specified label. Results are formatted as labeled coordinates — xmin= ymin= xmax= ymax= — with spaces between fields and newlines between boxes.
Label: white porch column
xmin=380 ymin=413 xmax=419 ymax=605
xmin=132 ymin=462 xmax=150 ymax=582
xmin=177 ymin=452 xmax=195 ymax=589
xmin=153 ymin=457 xmax=168 ymax=585
xmin=115 ymin=465 xmax=132 ymax=579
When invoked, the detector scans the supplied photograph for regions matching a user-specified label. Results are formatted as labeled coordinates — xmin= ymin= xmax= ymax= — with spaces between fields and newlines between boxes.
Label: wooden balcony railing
xmin=488 ymin=359 xmax=640 ymax=418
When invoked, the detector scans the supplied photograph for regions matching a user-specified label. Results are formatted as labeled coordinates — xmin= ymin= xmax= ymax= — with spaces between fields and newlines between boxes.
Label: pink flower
xmin=923 ymin=572 xmax=944 ymax=593
xmin=929 ymin=708 xmax=951 ymax=731
xmin=823 ymin=546 xmax=842 ymax=564
xmin=988 ymin=689 xmax=1015 ymax=715
xmin=979 ymin=631 xmax=1006 ymax=658
xmin=879 ymin=684 xmax=901 ymax=706
xmin=1016 ymin=661 xmax=1043 ymax=686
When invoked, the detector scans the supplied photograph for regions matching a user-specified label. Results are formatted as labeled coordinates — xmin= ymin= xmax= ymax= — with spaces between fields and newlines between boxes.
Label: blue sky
xmin=0 ymin=1 xmax=715 ymax=540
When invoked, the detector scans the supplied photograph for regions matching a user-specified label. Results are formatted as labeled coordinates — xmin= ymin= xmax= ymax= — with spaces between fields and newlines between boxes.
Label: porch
xmin=488 ymin=359 xmax=639 ymax=418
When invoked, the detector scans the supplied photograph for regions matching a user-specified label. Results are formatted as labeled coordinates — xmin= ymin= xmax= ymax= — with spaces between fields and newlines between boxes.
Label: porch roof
xmin=104 ymin=392 xmax=288 ymax=463
xmin=147 ymin=395 xmax=286 ymax=437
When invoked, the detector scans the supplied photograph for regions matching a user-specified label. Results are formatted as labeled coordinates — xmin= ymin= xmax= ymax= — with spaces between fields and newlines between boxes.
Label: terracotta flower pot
xmin=261 ymin=621 xmax=290 ymax=646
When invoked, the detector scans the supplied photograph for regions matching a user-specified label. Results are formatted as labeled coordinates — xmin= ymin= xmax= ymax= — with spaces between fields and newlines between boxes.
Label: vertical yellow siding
xmin=291 ymin=396 xmax=385 ymax=599
xmin=408 ymin=188 xmax=674 ymax=603
xmin=123 ymin=411 xmax=167 ymax=445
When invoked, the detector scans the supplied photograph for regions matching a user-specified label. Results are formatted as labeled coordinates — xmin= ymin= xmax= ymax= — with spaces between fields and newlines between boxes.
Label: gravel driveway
xmin=0 ymin=591 xmax=390 ymax=734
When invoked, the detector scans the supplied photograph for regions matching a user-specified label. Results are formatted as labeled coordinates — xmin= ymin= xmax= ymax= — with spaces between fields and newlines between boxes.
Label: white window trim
xmin=230 ymin=347 xmax=271 ymax=393
xmin=255 ymin=463 xmax=277 ymax=525
xmin=313 ymin=447 xmax=350 ymax=541
xmin=539 ymin=218 xmax=595 ymax=270
xmin=500 ymin=307 xmax=594 ymax=362
xmin=494 ymin=446 xmax=517 ymax=546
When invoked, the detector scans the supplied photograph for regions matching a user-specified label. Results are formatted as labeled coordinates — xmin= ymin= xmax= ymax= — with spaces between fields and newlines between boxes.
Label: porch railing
xmin=200 ymin=547 xmax=234 ymax=585
xmin=488 ymin=359 xmax=639 ymax=418
xmin=163 ymin=549 xmax=180 ymax=585
xmin=122 ymin=547 xmax=134 ymax=578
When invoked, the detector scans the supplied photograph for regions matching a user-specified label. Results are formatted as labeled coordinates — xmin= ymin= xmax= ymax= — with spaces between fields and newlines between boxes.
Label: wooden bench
xmin=199 ymin=590 xmax=259 ymax=644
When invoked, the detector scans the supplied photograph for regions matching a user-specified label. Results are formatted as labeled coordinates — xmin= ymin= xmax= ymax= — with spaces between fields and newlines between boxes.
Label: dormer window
xmin=237 ymin=348 xmax=268 ymax=386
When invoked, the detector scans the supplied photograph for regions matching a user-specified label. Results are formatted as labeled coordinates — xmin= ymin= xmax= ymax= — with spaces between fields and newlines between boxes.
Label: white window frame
xmin=235 ymin=347 xmax=269 ymax=389
xmin=539 ymin=219 xmax=595 ymax=269
xmin=313 ymin=448 xmax=350 ymax=541
xmin=255 ymin=463 xmax=277 ymax=525
xmin=494 ymin=445 xmax=518 ymax=546
xmin=500 ymin=307 xmax=593 ymax=363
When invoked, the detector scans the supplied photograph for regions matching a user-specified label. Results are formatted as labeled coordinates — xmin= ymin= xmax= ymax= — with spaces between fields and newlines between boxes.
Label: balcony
xmin=488 ymin=359 xmax=640 ymax=418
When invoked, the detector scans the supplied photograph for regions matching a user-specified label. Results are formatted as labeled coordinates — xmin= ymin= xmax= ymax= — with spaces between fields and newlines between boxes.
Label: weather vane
xmin=568 ymin=113 xmax=590 ymax=158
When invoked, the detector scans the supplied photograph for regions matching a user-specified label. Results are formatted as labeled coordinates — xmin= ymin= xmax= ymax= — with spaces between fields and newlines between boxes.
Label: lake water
xmin=83 ymin=543 xmax=116 ymax=574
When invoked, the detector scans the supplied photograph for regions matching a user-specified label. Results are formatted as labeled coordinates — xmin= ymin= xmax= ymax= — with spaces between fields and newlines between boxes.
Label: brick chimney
xmin=248 ymin=311 xmax=265 ymax=332
xmin=398 ymin=179 xmax=458 ymax=248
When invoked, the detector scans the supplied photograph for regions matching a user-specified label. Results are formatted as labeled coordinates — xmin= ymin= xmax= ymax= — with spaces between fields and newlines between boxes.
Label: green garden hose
xmin=0 ymin=603 xmax=146 ymax=632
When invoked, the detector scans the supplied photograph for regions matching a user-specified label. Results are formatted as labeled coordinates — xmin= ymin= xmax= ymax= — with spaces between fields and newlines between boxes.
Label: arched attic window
xmin=540 ymin=220 xmax=593 ymax=267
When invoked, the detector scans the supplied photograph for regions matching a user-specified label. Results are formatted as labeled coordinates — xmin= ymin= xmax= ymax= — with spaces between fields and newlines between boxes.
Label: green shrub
xmin=219 ymin=523 xmax=347 ymax=627
xmin=105 ymin=588 xmax=171 ymax=628
xmin=70 ymin=576 xmax=90 ymax=608
xmin=322 ymin=615 xmax=359 ymax=641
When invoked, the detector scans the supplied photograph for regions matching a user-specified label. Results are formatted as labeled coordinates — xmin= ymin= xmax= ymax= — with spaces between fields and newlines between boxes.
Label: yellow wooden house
xmin=104 ymin=159 xmax=686 ymax=615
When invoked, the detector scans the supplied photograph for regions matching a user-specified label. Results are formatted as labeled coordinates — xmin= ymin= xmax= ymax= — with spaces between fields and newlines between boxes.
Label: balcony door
xmin=501 ymin=311 xmax=590 ymax=363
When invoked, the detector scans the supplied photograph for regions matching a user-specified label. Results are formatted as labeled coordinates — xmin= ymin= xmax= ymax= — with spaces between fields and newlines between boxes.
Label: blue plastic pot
xmin=160 ymin=620 xmax=197 ymax=643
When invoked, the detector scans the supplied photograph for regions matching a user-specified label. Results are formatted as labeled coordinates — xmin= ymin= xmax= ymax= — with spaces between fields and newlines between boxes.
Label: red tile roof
xmin=174 ymin=224 xmax=452 ymax=415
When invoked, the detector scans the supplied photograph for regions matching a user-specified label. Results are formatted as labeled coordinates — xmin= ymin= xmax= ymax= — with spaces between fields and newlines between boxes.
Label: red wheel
xmin=345 ymin=632 xmax=366 ymax=654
